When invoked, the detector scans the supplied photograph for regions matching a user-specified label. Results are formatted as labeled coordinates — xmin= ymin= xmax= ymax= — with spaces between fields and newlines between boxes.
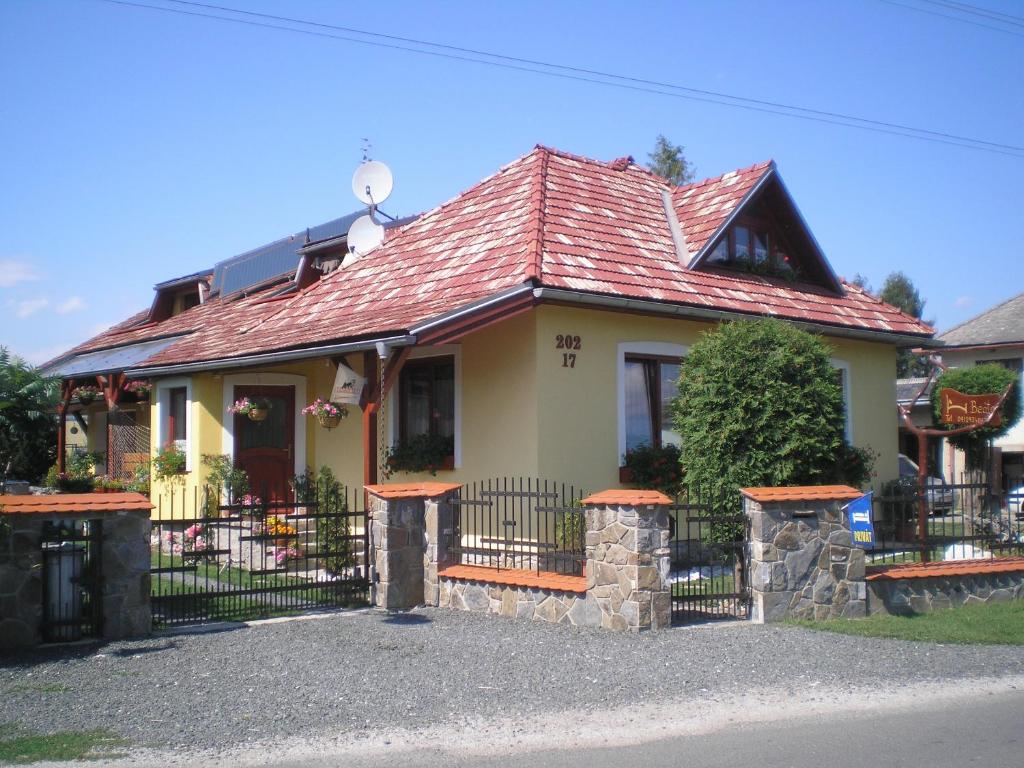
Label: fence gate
xmin=150 ymin=486 xmax=369 ymax=627
xmin=667 ymin=489 xmax=750 ymax=624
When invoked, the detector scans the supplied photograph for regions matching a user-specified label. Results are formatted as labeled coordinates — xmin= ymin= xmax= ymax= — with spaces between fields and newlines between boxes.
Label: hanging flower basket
xmin=302 ymin=398 xmax=348 ymax=430
xmin=228 ymin=397 xmax=272 ymax=422
xmin=126 ymin=379 xmax=151 ymax=400
xmin=74 ymin=385 xmax=100 ymax=404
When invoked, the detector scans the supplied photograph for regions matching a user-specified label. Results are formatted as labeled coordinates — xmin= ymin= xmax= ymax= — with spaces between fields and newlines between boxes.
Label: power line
xmin=919 ymin=0 xmax=1024 ymax=27
xmin=158 ymin=0 xmax=1024 ymax=154
xmin=878 ymin=0 xmax=1024 ymax=36
xmin=93 ymin=0 xmax=1024 ymax=158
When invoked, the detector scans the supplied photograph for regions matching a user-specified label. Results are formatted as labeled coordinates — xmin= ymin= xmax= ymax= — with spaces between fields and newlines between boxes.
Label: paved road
xmin=272 ymin=688 xmax=1024 ymax=768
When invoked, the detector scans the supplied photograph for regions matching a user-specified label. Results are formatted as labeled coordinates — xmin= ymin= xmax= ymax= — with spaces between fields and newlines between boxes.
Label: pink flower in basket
xmin=302 ymin=398 xmax=348 ymax=420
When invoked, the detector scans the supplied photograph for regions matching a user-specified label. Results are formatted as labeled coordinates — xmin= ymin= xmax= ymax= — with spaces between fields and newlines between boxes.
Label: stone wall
xmin=744 ymin=487 xmax=866 ymax=623
xmin=438 ymin=578 xmax=599 ymax=626
xmin=0 ymin=510 xmax=151 ymax=651
xmin=867 ymin=570 xmax=1024 ymax=615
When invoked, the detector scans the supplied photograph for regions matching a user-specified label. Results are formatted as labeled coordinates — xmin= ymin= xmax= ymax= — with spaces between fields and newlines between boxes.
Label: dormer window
xmin=706 ymin=222 xmax=797 ymax=280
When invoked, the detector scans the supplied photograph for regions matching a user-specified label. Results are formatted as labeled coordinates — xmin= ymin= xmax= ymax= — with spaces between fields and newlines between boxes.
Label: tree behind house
xmin=646 ymin=135 xmax=696 ymax=185
xmin=0 ymin=347 xmax=58 ymax=483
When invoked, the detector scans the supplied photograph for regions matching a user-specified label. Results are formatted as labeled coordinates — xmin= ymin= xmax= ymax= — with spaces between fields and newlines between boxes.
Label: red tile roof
xmin=0 ymin=493 xmax=153 ymax=514
xmin=740 ymin=486 xmax=864 ymax=503
xmin=53 ymin=147 xmax=933 ymax=372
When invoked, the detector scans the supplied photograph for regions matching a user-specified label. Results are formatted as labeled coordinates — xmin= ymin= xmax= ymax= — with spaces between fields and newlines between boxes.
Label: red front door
xmin=233 ymin=385 xmax=295 ymax=504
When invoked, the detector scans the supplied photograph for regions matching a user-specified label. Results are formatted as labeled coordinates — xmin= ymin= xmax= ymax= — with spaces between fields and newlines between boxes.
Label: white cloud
xmin=15 ymin=298 xmax=48 ymax=318
xmin=56 ymin=296 xmax=87 ymax=314
xmin=0 ymin=259 xmax=39 ymax=288
xmin=954 ymin=296 xmax=974 ymax=308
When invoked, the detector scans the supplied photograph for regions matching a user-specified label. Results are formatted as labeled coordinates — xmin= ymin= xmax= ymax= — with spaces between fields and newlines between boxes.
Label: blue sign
xmin=844 ymin=492 xmax=875 ymax=549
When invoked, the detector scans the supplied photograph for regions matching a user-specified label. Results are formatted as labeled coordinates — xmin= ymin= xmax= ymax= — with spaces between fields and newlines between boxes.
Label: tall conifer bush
xmin=672 ymin=319 xmax=870 ymax=527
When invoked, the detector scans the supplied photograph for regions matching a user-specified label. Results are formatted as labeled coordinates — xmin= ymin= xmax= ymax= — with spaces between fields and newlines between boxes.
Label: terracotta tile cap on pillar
xmin=581 ymin=489 xmax=673 ymax=506
xmin=0 ymin=492 xmax=154 ymax=514
xmin=740 ymin=485 xmax=863 ymax=503
xmin=364 ymin=482 xmax=463 ymax=500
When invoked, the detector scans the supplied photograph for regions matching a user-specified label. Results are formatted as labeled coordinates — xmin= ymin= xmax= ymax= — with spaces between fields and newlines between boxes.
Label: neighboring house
xmin=934 ymin=292 xmax=1024 ymax=490
xmin=42 ymin=146 xmax=933 ymax=513
xmin=896 ymin=376 xmax=943 ymax=475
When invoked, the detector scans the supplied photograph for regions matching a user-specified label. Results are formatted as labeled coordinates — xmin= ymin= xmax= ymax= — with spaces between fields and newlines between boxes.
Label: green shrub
xmin=291 ymin=466 xmax=353 ymax=576
xmin=672 ymin=319 xmax=859 ymax=537
xmin=622 ymin=443 xmax=684 ymax=496
xmin=201 ymin=453 xmax=249 ymax=502
xmin=931 ymin=364 xmax=1021 ymax=469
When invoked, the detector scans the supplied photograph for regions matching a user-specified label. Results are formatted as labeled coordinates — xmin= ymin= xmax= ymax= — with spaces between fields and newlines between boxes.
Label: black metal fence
xmin=447 ymin=478 xmax=586 ymax=576
xmin=40 ymin=519 xmax=103 ymax=642
xmin=667 ymin=487 xmax=749 ymax=625
xmin=150 ymin=484 xmax=369 ymax=627
xmin=869 ymin=479 xmax=1024 ymax=567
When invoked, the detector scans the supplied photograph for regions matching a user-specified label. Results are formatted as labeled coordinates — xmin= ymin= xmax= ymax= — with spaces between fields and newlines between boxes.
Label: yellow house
xmin=43 ymin=147 xmax=933 ymax=515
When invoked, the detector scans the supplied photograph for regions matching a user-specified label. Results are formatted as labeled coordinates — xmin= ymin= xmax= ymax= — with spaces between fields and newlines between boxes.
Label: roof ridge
xmin=526 ymin=148 xmax=550 ymax=283
xmin=939 ymin=290 xmax=1024 ymax=338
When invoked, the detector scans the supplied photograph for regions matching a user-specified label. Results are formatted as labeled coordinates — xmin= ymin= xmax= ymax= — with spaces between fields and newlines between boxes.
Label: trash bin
xmin=43 ymin=541 xmax=86 ymax=642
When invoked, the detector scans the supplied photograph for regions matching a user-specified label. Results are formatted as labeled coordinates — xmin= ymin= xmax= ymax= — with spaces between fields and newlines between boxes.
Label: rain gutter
xmin=532 ymin=287 xmax=938 ymax=348
xmin=125 ymin=334 xmax=416 ymax=377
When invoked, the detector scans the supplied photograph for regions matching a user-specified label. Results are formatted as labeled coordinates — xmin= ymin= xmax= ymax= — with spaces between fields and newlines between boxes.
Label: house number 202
xmin=556 ymin=335 xmax=582 ymax=368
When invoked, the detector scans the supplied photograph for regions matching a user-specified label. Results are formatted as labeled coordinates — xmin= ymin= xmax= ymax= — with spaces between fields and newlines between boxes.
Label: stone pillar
xmin=743 ymin=486 xmax=867 ymax=623
xmin=366 ymin=483 xmax=461 ymax=611
xmin=423 ymin=493 xmax=456 ymax=607
xmin=0 ymin=515 xmax=45 ymax=650
xmin=99 ymin=511 xmax=152 ymax=640
xmin=582 ymin=490 xmax=672 ymax=632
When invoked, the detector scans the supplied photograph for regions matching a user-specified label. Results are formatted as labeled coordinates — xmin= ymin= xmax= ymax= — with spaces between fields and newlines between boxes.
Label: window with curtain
xmin=168 ymin=386 xmax=187 ymax=450
xmin=399 ymin=356 xmax=455 ymax=445
xmin=624 ymin=356 xmax=682 ymax=453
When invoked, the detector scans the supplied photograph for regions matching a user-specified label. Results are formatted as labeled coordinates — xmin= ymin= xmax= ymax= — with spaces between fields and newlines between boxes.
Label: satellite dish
xmin=347 ymin=214 xmax=385 ymax=255
xmin=352 ymin=160 xmax=393 ymax=206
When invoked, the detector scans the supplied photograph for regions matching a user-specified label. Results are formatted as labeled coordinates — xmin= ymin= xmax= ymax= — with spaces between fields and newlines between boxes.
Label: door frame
xmin=221 ymin=372 xmax=306 ymax=477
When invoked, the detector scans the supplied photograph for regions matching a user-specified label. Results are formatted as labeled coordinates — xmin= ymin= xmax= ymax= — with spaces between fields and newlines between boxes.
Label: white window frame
xmin=154 ymin=377 xmax=193 ymax=471
xmin=830 ymin=358 xmax=853 ymax=442
xmin=617 ymin=341 xmax=688 ymax=463
xmin=387 ymin=345 xmax=463 ymax=468
xmin=220 ymin=373 xmax=307 ymax=477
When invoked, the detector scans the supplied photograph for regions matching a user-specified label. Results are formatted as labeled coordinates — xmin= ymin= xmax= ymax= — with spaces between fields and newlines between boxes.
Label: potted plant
xmin=152 ymin=443 xmax=187 ymax=482
xmin=74 ymin=384 xmax=100 ymax=404
xmin=302 ymin=398 xmax=348 ymax=429
xmin=383 ymin=434 xmax=455 ymax=478
xmin=621 ymin=443 xmax=684 ymax=497
xmin=227 ymin=396 xmax=272 ymax=422
xmin=125 ymin=379 xmax=152 ymax=400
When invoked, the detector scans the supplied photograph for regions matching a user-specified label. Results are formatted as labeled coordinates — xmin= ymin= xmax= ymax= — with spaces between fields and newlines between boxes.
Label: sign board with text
xmin=939 ymin=388 xmax=1002 ymax=428
xmin=844 ymin=492 xmax=875 ymax=549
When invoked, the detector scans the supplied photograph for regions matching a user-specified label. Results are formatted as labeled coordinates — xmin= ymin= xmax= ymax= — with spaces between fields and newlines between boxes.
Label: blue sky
xmin=2 ymin=0 xmax=1021 ymax=364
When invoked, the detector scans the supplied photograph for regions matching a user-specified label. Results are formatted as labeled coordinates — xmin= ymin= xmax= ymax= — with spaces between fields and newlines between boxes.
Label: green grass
xmin=672 ymin=572 xmax=736 ymax=598
xmin=789 ymin=599 xmax=1024 ymax=645
xmin=0 ymin=724 xmax=126 ymax=764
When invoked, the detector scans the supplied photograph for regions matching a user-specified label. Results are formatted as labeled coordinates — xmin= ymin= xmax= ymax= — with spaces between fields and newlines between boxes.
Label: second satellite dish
xmin=352 ymin=160 xmax=393 ymax=206
xmin=347 ymin=214 xmax=385 ymax=255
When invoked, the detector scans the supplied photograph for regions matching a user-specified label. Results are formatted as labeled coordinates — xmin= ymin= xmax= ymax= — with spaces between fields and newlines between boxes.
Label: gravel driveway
xmin=2 ymin=608 xmax=1023 ymax=755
